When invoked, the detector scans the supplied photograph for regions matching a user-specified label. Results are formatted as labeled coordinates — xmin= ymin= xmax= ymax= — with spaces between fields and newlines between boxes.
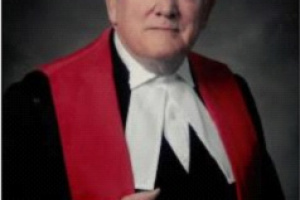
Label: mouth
xmin=147 ymin=26 xmax=180 ymax=32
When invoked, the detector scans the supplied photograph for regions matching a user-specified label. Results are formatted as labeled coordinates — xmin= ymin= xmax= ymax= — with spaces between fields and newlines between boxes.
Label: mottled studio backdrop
xmin=3 ymin=0 xmax=298 ymax=199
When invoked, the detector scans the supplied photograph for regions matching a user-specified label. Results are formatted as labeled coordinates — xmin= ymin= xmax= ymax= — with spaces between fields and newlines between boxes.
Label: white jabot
xmin=114 ymin=33 xmax=235 ymax=190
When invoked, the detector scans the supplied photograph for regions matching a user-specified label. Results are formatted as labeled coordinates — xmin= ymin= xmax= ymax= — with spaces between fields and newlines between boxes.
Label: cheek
xmin=180 ymin=1 xmax=201 ymax=27
xmin=117 ymin=0 xmax=149 ymax=20
xmin=180 ymin=11 xmax=201 ymax=45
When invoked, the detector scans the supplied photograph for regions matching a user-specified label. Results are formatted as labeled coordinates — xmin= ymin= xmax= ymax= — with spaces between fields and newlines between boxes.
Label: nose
xmin=155 ymin=0 xmax=179 ymax=19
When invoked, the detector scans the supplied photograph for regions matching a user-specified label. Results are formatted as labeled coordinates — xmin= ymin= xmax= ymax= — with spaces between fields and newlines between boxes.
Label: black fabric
xmin=3 ymin=72 xmax=71 ymax=199
xmin=111 ymin=35 xmax=131 ymax=128
xmin=2 ymin=32 xmax=285 ymax=199
xmin=154 ymin=129 xmax=237 ymax=200
xmin=235 ymin=76 xmax=285 ymax=200
xmin=188 ymin=127 xmax=237 ymax=200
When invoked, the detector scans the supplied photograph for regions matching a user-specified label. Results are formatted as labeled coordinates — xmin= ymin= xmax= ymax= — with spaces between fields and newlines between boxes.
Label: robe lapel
xmin=42 ymin=28 xmax=134 ymax=200
xmin=189 ymin=53 xmax=261 ymax=200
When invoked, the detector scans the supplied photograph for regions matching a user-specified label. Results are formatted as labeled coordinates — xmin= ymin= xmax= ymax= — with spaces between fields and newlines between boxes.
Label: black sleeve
xmin=235 ymin=75 xmax=285 ymax=199
xmin=3 ymin=71 xmax=71 ymax=200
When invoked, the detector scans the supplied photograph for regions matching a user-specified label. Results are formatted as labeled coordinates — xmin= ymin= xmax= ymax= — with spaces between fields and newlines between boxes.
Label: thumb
xmin=142 ymin=188 xmax=160 ymax=199
xmin=122 ymin=188 xmax=160 ymax=200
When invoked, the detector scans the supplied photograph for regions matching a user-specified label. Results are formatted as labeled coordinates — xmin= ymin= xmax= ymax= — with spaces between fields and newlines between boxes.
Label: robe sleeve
xmin=3 ymin=71 xmax=71 ymax=199
xmin=235 ymin=75 xmax=285 ymax=199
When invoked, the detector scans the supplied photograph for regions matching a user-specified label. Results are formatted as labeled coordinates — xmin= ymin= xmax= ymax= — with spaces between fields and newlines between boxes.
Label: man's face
xmin=106 ymin=0 xmax=214 ymax=61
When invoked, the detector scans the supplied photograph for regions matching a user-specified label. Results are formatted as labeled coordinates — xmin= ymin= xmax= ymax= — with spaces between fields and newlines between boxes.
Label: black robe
xmin=3 ymin=35 xmax=284 ymax=200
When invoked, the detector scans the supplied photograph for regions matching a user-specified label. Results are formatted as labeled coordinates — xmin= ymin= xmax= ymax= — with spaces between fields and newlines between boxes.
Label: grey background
xmin=3 ymin=0 xmax=298 ymax=199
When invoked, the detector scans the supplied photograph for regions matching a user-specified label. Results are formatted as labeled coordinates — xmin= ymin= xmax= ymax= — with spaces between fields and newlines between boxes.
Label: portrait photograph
xmin=3 ymin=0 xmax=298 ymax=199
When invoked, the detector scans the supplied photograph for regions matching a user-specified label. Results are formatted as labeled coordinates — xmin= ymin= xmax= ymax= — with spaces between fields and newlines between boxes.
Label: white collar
xmin=114 ymin=32 xmax=235 ymax=190
xmin=114 ymin=33 xmax=194 ymax=90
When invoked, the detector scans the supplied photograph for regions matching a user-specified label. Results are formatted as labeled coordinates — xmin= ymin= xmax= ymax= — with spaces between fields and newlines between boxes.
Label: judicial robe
xmin=3 ymin=28 xmax=284 ymax=200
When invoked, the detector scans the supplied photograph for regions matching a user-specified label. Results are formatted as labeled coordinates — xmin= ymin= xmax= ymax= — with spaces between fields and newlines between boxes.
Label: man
xmin=3 ymin=0 xmax=284 ymax=199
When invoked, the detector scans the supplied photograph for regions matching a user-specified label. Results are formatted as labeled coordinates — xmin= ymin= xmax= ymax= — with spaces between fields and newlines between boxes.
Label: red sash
xmin=41 ymin=28 xmax=260 ymax=200
xmin=189 ymin=54 xmax=261 ymax=200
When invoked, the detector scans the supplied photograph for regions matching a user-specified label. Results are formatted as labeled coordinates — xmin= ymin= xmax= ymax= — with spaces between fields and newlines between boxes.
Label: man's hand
xmin=121 ymin=189 xmax=160 ymax=200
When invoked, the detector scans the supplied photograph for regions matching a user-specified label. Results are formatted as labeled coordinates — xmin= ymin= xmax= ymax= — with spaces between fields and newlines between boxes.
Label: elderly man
xmin=3 ymin=0 xmax=284 ymax=199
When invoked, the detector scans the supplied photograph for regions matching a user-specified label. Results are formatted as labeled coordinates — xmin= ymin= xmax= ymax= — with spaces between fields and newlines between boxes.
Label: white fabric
xmin=114 ymin=33 xmax=235 ymax=190
xmin=163 ymin=78 xmax=190 ymax=172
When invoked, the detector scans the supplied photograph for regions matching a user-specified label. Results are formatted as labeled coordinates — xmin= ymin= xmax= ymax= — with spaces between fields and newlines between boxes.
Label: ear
xmin=105 ymin=0 xmax=118 ymax=26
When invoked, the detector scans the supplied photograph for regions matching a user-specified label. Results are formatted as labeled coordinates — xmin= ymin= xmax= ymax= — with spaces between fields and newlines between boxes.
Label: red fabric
xmin=189 ymin=53 xmax=261 ymax=200
xmin=42 ymin=28 xmax=260 ymax=200
xmin=42 ymin=29 xmax=134 ymax=200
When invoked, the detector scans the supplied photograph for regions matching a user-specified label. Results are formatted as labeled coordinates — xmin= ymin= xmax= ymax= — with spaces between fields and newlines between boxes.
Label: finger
xmin=122 ymin=188 xmax=160 ymax=200
xmin=142 ymin=188 xmax=160 ymax=199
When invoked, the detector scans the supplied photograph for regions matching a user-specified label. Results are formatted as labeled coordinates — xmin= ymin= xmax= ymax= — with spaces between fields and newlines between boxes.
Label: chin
xmin=143 ymin=62 xmax=180 ymax=75
xmin=146 ymin=47 xmax=185 ymax=61
xmin=138 ymin=36 xmax=186 ymax=58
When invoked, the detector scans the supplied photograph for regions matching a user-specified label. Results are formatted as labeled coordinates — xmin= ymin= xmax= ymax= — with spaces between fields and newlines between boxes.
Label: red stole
xmin=41 ymin=28 xmax=261 ymax=200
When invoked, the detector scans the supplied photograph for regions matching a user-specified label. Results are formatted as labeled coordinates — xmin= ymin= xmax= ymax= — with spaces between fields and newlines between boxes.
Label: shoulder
xmin=189 ymin=52 xmax=229 ymax=70
xmin=40 ymin=28 xmax=112 ymax=77
xmin=188 ymin=52 xmax=234 ymax=80
xmin=4 ymin=71 xmax=53 ymax=113
xmin=188 ymin=52 xmax=236 ymax=85
xmin=188 ymin=52 xmax=265 ymax=144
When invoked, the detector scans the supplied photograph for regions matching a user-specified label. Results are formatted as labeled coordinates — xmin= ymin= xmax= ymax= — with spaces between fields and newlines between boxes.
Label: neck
xmin=133 ymin=54 xmax=185 ymax=76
